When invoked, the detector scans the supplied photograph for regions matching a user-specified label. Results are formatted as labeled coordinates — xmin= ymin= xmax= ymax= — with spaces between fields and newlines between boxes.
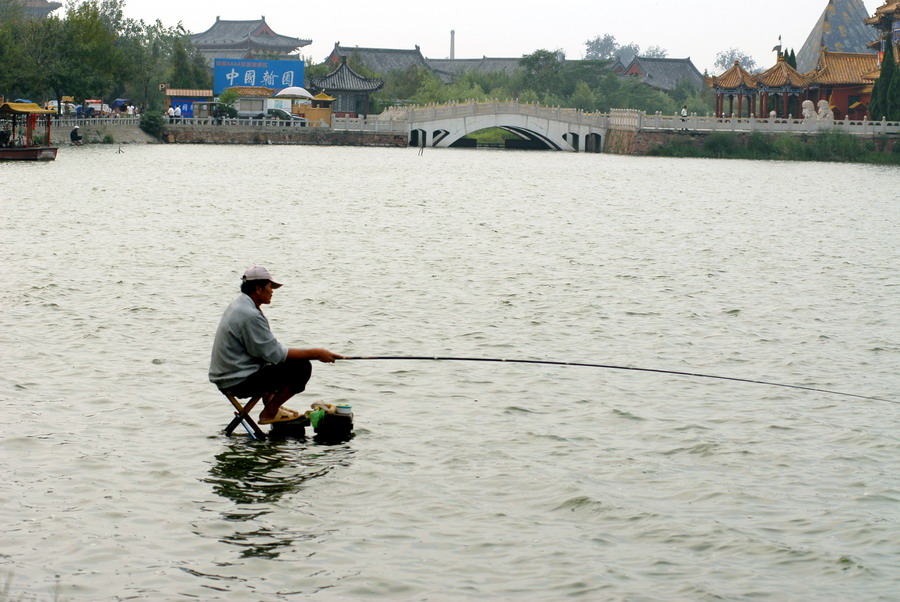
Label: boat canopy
xmin=0 ymin=102 xmax=56 ymax=115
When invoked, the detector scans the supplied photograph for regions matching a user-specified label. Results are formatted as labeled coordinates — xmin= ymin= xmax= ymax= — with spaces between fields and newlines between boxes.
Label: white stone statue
xmin=817 ymin=100 xmax=834 ymax=120
xmin=801 ymin=99 xmax=816 ymax=120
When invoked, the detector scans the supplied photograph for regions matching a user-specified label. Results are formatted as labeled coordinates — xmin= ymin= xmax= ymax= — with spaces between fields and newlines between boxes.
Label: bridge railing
xmin=386 ymin=100 xmax=609 ymax=128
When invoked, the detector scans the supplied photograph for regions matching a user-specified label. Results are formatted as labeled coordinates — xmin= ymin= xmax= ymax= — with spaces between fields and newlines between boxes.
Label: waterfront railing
xmin=50 ymin=103 xmax=900 ymax=137
xmin=611 ymin=108 xmax=900 ymax=136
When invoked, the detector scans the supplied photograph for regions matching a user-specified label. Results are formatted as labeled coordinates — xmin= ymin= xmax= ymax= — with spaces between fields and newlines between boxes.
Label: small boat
xmin=0 ymin=102 xmax=58 ymax=161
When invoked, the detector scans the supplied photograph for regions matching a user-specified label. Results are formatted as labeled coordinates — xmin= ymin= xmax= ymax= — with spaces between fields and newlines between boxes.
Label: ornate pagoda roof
xmin=797 ymin=0 xmax=878 ymax=73
xmin=757 ymin=55 xmax=813 ymax=88
xmin=706 ymin=60 xmax=758 ymax=90
xmin=864 ymin=1 xmax=900 ymax=28
xmin=809 ymin=49 xmax=879 ymax=84
xmin=191 ymin=16 xmax=310 ymax=52
xmin=309 ymin=59 xmax=384 ymax=93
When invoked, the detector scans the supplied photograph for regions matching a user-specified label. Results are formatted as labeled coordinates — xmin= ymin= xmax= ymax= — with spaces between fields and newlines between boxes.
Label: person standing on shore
xmin=209 ymin=266 xmax=343 ymax=424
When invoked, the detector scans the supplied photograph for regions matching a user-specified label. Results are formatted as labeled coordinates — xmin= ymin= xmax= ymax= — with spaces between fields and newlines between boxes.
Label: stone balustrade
xmin=610 ymin=108 xmax=900 ymax=136
xmin=48 ymin=102 xmax=900 ymax=142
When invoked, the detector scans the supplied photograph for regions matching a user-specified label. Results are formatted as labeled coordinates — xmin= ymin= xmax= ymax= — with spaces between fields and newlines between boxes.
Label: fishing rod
xmin=341 ymin=356 xmax=896 ymax=404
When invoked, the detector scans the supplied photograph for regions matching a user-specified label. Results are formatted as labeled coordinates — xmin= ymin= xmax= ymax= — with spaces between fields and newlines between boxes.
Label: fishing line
xmin=341 ymin=356 xmax=896 ymax=404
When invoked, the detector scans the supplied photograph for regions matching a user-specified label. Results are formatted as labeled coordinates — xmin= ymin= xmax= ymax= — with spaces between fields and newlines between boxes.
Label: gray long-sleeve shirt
xmin=209 ymin=294 xmax=288 ymax=390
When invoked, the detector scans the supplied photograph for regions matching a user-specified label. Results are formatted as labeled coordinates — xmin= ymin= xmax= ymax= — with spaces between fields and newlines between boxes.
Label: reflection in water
xmin=204 ymin=439 xmax=354 ymax=559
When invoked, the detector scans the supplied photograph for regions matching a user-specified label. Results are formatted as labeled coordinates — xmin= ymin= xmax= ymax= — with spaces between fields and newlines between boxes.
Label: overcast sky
xmin=118 ymin=0 xmax=883 ymax=74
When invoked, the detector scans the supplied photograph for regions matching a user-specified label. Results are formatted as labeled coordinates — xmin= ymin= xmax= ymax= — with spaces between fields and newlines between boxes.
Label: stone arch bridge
xmin=397 ymin=101 xmax=609 ymax=152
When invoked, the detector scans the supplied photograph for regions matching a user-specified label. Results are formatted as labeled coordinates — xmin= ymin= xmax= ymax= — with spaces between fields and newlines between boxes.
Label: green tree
xmin=714 ymin=48 xmax=758 ymax=73
xmin=216 ymin=88 xmax=238 ymax=116
xmin=584 ymin=34 xmax=619 ymax=60
xmin=786 ymin=49 xmax=797 ymax=69
xmin=63 ymin=0 xmax=120 ymax=99
xmin=569 ymin=81 xmax=598 ymax=111
xmin=869 ymin=44 xmax=898 ymax=120
xmin=16 ymin=15 xmax=69 ymax=103
xmin=518 ymin=49 xmax=565 ymax=95
xmin=168 ymin=36 xmax=210 ymax=90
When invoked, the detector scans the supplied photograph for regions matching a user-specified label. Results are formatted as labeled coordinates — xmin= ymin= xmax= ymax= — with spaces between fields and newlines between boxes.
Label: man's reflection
xmin=204 ymin=439 xmax=354 ymax=559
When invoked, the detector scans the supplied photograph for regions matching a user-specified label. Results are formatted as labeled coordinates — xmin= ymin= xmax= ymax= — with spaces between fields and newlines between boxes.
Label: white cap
xmin=241 ymin=266 xmax=283 ymax=288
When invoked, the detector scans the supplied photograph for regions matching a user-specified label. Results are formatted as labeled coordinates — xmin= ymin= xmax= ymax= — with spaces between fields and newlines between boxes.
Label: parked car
xmin=236 ymin=110 xmax=265 ymax=119
xmin=45 ymin=100 xmax=78 ymax=115
xmin=266 ymin=108 xmax=308 ymax=125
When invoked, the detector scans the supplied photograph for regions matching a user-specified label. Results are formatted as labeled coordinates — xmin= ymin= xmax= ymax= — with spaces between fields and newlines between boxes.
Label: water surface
xmin=1 ymin=146 xmax=898 ymax=600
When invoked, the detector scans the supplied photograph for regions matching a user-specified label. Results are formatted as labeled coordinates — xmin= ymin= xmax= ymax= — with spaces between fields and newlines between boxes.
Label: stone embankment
xmin=604 ymin=129 xmax=898 ymax=155
xmin=164 ymin=125 xmax=407 ymax=147
xmin=48 ymin=123 xmax=408 ymax=148
xmin=50 ymin=123 xmax=157 ymax=145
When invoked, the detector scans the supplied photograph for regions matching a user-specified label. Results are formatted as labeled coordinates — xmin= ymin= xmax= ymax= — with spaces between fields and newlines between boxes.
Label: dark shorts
xmin=225 ymin=358 xmax=312 ymax=398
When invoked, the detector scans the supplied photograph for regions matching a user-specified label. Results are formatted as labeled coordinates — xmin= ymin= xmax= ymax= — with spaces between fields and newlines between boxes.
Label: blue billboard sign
xmin=213 ymin=59 xmax=304 ymax=95
xmin=171 ymin=97 xmax=195 ymax=117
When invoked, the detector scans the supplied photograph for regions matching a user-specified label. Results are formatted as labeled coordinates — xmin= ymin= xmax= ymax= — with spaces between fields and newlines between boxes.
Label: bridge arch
xmin=405 ymin=102 xmax=608 ymax=152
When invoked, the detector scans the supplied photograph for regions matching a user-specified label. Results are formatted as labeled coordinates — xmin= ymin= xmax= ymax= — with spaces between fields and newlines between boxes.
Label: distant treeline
xmin=332 ymin=49 xmax=714 ymax=116
xmin=0 ymin=0 xmax=209 ymax=111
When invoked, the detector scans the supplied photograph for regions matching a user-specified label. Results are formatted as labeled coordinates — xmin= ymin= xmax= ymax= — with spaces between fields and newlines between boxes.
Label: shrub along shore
xmin=647 ymin=131 xmax=900 ymax=165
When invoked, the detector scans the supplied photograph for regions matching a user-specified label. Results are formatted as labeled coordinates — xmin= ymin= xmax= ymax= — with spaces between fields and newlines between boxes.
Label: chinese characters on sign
xmin=213 ymin=59 xmax=305 ymax=95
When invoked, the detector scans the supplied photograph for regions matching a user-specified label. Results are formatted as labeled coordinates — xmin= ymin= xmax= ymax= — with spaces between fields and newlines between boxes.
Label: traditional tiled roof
xmin=23 ymin=0 xmax=61 ymax=17
xmin=308 ymin=60 xmax=384 ymax=93
xmin=707 ymin=60 xmax=758 ymax=89
xmin=191 ymin=17 xmax=310 ymax=52
xmin=427 ymin=57 xmax=522 ymax=76
xmin=809 ymin=49 xmax=879 ymax=84
xmin=622 ymin=56 xmax=705 ymax=91
xmin=329 ymin=44 xmax=431 ymax=76
xmin=328 ymin=44 xmax=524 ymax=85
xmin=797 ymin=0 xmax=877 ymax=72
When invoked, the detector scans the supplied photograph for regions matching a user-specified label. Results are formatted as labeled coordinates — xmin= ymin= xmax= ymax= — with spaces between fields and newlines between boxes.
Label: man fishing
xmin=209 ymin=266 xmax=342 ymax=424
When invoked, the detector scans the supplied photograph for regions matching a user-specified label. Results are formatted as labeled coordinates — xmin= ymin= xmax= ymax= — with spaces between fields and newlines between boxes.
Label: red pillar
xmin=737 ymin=94 xmax=743 ymax=117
